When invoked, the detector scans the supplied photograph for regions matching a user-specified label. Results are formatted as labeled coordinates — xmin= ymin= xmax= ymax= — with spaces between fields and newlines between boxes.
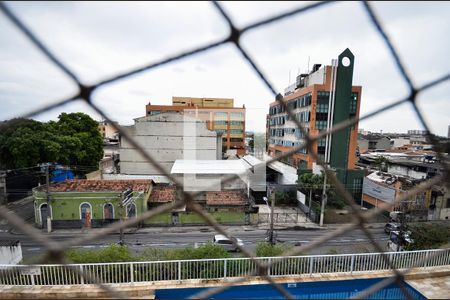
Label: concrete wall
xmin=392 ymin=137 xmax=410 ymax=148
xmin=358 ymin=139 xmax=369 ymax=153
xmin=0 ymin=243 xmax=22 ymax=265
xmin=387 ymin=164 xmax=427 ymax=180
xmin=120 ymin=113 xmax=219 ymax=175
xmin=173 ymin=174 xmax=247 ymax=193
xmin=375 ymin=137 xmax=392 ymax=150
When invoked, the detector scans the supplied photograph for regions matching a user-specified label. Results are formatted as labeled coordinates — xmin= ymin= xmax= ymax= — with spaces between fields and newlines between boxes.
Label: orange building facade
xmin=267 ymin=65 xmax=361 ymax=170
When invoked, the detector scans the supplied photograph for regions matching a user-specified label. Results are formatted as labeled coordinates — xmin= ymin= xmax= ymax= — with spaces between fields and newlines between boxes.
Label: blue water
xmin=155 ymin=278 xmax=426 ymax=299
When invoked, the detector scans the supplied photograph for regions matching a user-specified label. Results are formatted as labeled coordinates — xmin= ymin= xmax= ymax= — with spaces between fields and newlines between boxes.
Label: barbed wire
xmin=0 ymin=1 xmax=449 ymax=299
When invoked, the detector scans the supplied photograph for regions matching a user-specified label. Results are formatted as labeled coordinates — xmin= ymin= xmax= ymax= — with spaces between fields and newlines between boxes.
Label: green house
xmin=33 ymin=180 xmax=153 ymax=229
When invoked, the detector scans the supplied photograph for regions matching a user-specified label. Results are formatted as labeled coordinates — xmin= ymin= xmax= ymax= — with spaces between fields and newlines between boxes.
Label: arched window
xmin=126 ymin=203 xmax=136 ymax=218
xmin=103 ymin=203 xmax=114 ymax=219
xmin=80 ymin=202 xmax=92 ymax=228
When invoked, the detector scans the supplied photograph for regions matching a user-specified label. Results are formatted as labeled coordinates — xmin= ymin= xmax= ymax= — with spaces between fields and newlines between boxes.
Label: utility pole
xmin=308 ymin=188 xmax=312 ymax=219
xmin=319 ymin=172 xmax=327 ymax=227
xmin=119 ymin=188 xmax=133 ymax=245
xmin=45 ymin=163 xmax=50 ymax=203
xmin=119 ymin=195 xmax=125 ymax=245
xmin=269 ymin=190 xmax=276 ymax=245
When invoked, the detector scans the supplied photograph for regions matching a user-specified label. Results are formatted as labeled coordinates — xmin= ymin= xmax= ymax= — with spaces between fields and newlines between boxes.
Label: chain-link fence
xmin=0 ymin=1 xmax=449 ymax=299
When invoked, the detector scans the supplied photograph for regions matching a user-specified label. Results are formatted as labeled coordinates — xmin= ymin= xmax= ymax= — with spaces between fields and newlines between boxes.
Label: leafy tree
xmin=297 ymin=172 xmax=345 ymax=209
xmin=373 ymin=156 xmax=390 ymax=172
xmin=0 ymin=113 xmax=103 ymax=173
xmin=275 ymin=190 xmax=297 ymax=206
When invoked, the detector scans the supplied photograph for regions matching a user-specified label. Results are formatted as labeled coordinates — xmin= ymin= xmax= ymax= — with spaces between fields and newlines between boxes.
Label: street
xmin=0 ymin=226 xmax=389 ymax=259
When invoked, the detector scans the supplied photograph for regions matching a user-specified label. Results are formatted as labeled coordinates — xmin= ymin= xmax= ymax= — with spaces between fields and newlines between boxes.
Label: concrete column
xmin=47 ymin=216 xmax=52 ymax=233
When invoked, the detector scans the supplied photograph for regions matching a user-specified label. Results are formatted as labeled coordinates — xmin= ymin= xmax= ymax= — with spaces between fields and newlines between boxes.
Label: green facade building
xmin=33 ymin=180 xmax=152 ymax=229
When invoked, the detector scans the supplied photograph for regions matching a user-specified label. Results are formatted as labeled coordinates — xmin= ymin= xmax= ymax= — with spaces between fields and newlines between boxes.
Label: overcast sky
xmin=1 ymin=1 xmax=449 ymax=136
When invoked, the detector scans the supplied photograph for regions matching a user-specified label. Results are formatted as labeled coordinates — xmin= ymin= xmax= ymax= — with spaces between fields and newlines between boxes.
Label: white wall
xmin=0 ymin=243 xmax=22 ymax=265
xmin=392 ymin=138 xmax=410 ymax=148
xmin=387 ymin=165 xmax=427 ymax=180
xmin=120 ymin=113 xmax=219 ymax=175
xmin=305 ymin=67 xmax=326 ymax=86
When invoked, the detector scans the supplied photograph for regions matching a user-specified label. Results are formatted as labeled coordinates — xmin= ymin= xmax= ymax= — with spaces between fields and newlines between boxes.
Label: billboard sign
xmin=362 ymin=178 xmax=396 ymax=204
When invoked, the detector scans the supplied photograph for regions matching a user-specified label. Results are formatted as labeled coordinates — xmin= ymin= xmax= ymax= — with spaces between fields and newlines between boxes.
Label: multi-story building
xmin=120 ymin=112 xmax=221 ymax=176
xmin=407 ymin=129 xmax=427 ymax=136
xmin=98 ymin=120 xmax=119 ymax=141
xmin=146 ymin=97 xmax=246 ymax=155
xmin=357 ymin=134 xmax=392 ymax=153
xmin=267 ymin=49 xmax=364 ymax=197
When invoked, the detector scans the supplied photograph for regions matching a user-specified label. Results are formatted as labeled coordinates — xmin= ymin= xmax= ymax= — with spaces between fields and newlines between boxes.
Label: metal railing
xmin=1 ymin=249 xmax=449 ymax=286
xmin=0 ymin=1 xmax=449 ymax=299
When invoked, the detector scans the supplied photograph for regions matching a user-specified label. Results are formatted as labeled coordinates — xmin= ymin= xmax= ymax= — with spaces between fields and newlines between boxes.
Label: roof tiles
xmin=206 ymin=191 xmax=246 ymax=206
xmin=150 ymin=185 xmax=177 ymax=203
xmin=46 ymin=180 xmax=152 ymax=192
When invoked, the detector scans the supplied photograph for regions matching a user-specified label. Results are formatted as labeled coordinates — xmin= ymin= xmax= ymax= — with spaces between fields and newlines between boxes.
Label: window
xmin=316 ymin=103 xmax=329 ymax=113
xmin=217 ymin=239 xmax=233 ymax=245
xmin=316 ymin=120 xmax=328 ymax=130
xmin=446 ymin=198 xmax=450 ymax=208
xmin=230 ymin=112 xmax=244 ymax=120
xmin=103 ymin=203 xmax=114 ymax=219
xmin=80 ymin=202 xmax=92 ymax=228
xmin=214 ymin=120 xmax=227 ymax=125
xmin=230 ymin=121 xmax=243 ymax=125
xmin=230 ymin=138 xmax=243 ymax=142
xmin=352 ymin=178 xmax=363 ymax=201
xmin=127 ymin=203 xmax=137 ymax=218
xmin=230 ymin=129 xmax=243 ymax=135
xmin=214 ymin=112 xmax=228 ymax=120
xmin=350 ymin=92 xmax=358 ymax=115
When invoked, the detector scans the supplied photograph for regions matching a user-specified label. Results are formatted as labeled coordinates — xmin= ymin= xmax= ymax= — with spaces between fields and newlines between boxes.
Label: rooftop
xmin=150 ymin=185 xmax=177 ymax=203
xmin=36 ymin=179 xmax=152 ymax=193
xmin=206 ymin=191 xmax=247 ymax=206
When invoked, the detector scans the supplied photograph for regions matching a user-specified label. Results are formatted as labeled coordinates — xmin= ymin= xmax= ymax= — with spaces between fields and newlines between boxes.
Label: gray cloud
xmin=1 ymin=1 xmax=449 ymax=136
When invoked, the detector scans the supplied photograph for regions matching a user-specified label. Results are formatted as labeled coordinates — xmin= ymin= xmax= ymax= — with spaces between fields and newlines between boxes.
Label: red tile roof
xmin=46 ymin=180 xmax=152 ymax=192
xmin=206 ymin=191 xmax=247 ymax=206
xmin=150 ymin=185 xmax=177 ymax=203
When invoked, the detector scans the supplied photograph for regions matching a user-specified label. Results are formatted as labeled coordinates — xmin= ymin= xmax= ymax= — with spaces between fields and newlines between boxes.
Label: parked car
xmin=213 ymin=234 xmax=244 ymax=252
xmin=384 ymin=223 xmax=402 ymax=234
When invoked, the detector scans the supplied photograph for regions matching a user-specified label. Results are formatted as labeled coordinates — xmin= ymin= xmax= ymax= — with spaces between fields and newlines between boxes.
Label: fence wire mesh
xmin=1 ymin=1 xmax=449 ymax=299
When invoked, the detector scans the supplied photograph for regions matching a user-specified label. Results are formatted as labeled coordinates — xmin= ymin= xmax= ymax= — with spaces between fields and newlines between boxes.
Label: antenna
xmin=288 ymin=69 xmax=291 ymax=85
xmin=307 ymin=56 xmax=310 ymax=73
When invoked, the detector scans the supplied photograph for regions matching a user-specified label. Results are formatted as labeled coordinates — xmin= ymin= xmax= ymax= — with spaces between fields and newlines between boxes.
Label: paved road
xmin=0 ymin=226 xmax=388 ymax=258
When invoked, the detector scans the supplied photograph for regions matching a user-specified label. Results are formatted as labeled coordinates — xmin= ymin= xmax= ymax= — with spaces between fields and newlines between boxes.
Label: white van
xmin=213 ymin=234 xmax=244 ymax=252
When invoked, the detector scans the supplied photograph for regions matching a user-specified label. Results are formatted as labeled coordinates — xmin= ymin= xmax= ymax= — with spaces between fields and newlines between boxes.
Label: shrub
xmin=65 ymin=244 xmax=134 ymax=263
xmin=406 ymin=223 xmax=450 ymax=250
xmin=255 ymin=242 xmax=292 ymax=257
xmin=139 ymin=243 xmax=231 ymax=262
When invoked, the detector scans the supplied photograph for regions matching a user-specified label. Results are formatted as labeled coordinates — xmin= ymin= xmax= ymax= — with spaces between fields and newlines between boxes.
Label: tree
xmin=373 ymin=156 xmax=389 ymax=172
xmin=297 ymin=172 xmax=344 ymax=210
xmin=0 ymin=113 xmax=103 ymax=174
